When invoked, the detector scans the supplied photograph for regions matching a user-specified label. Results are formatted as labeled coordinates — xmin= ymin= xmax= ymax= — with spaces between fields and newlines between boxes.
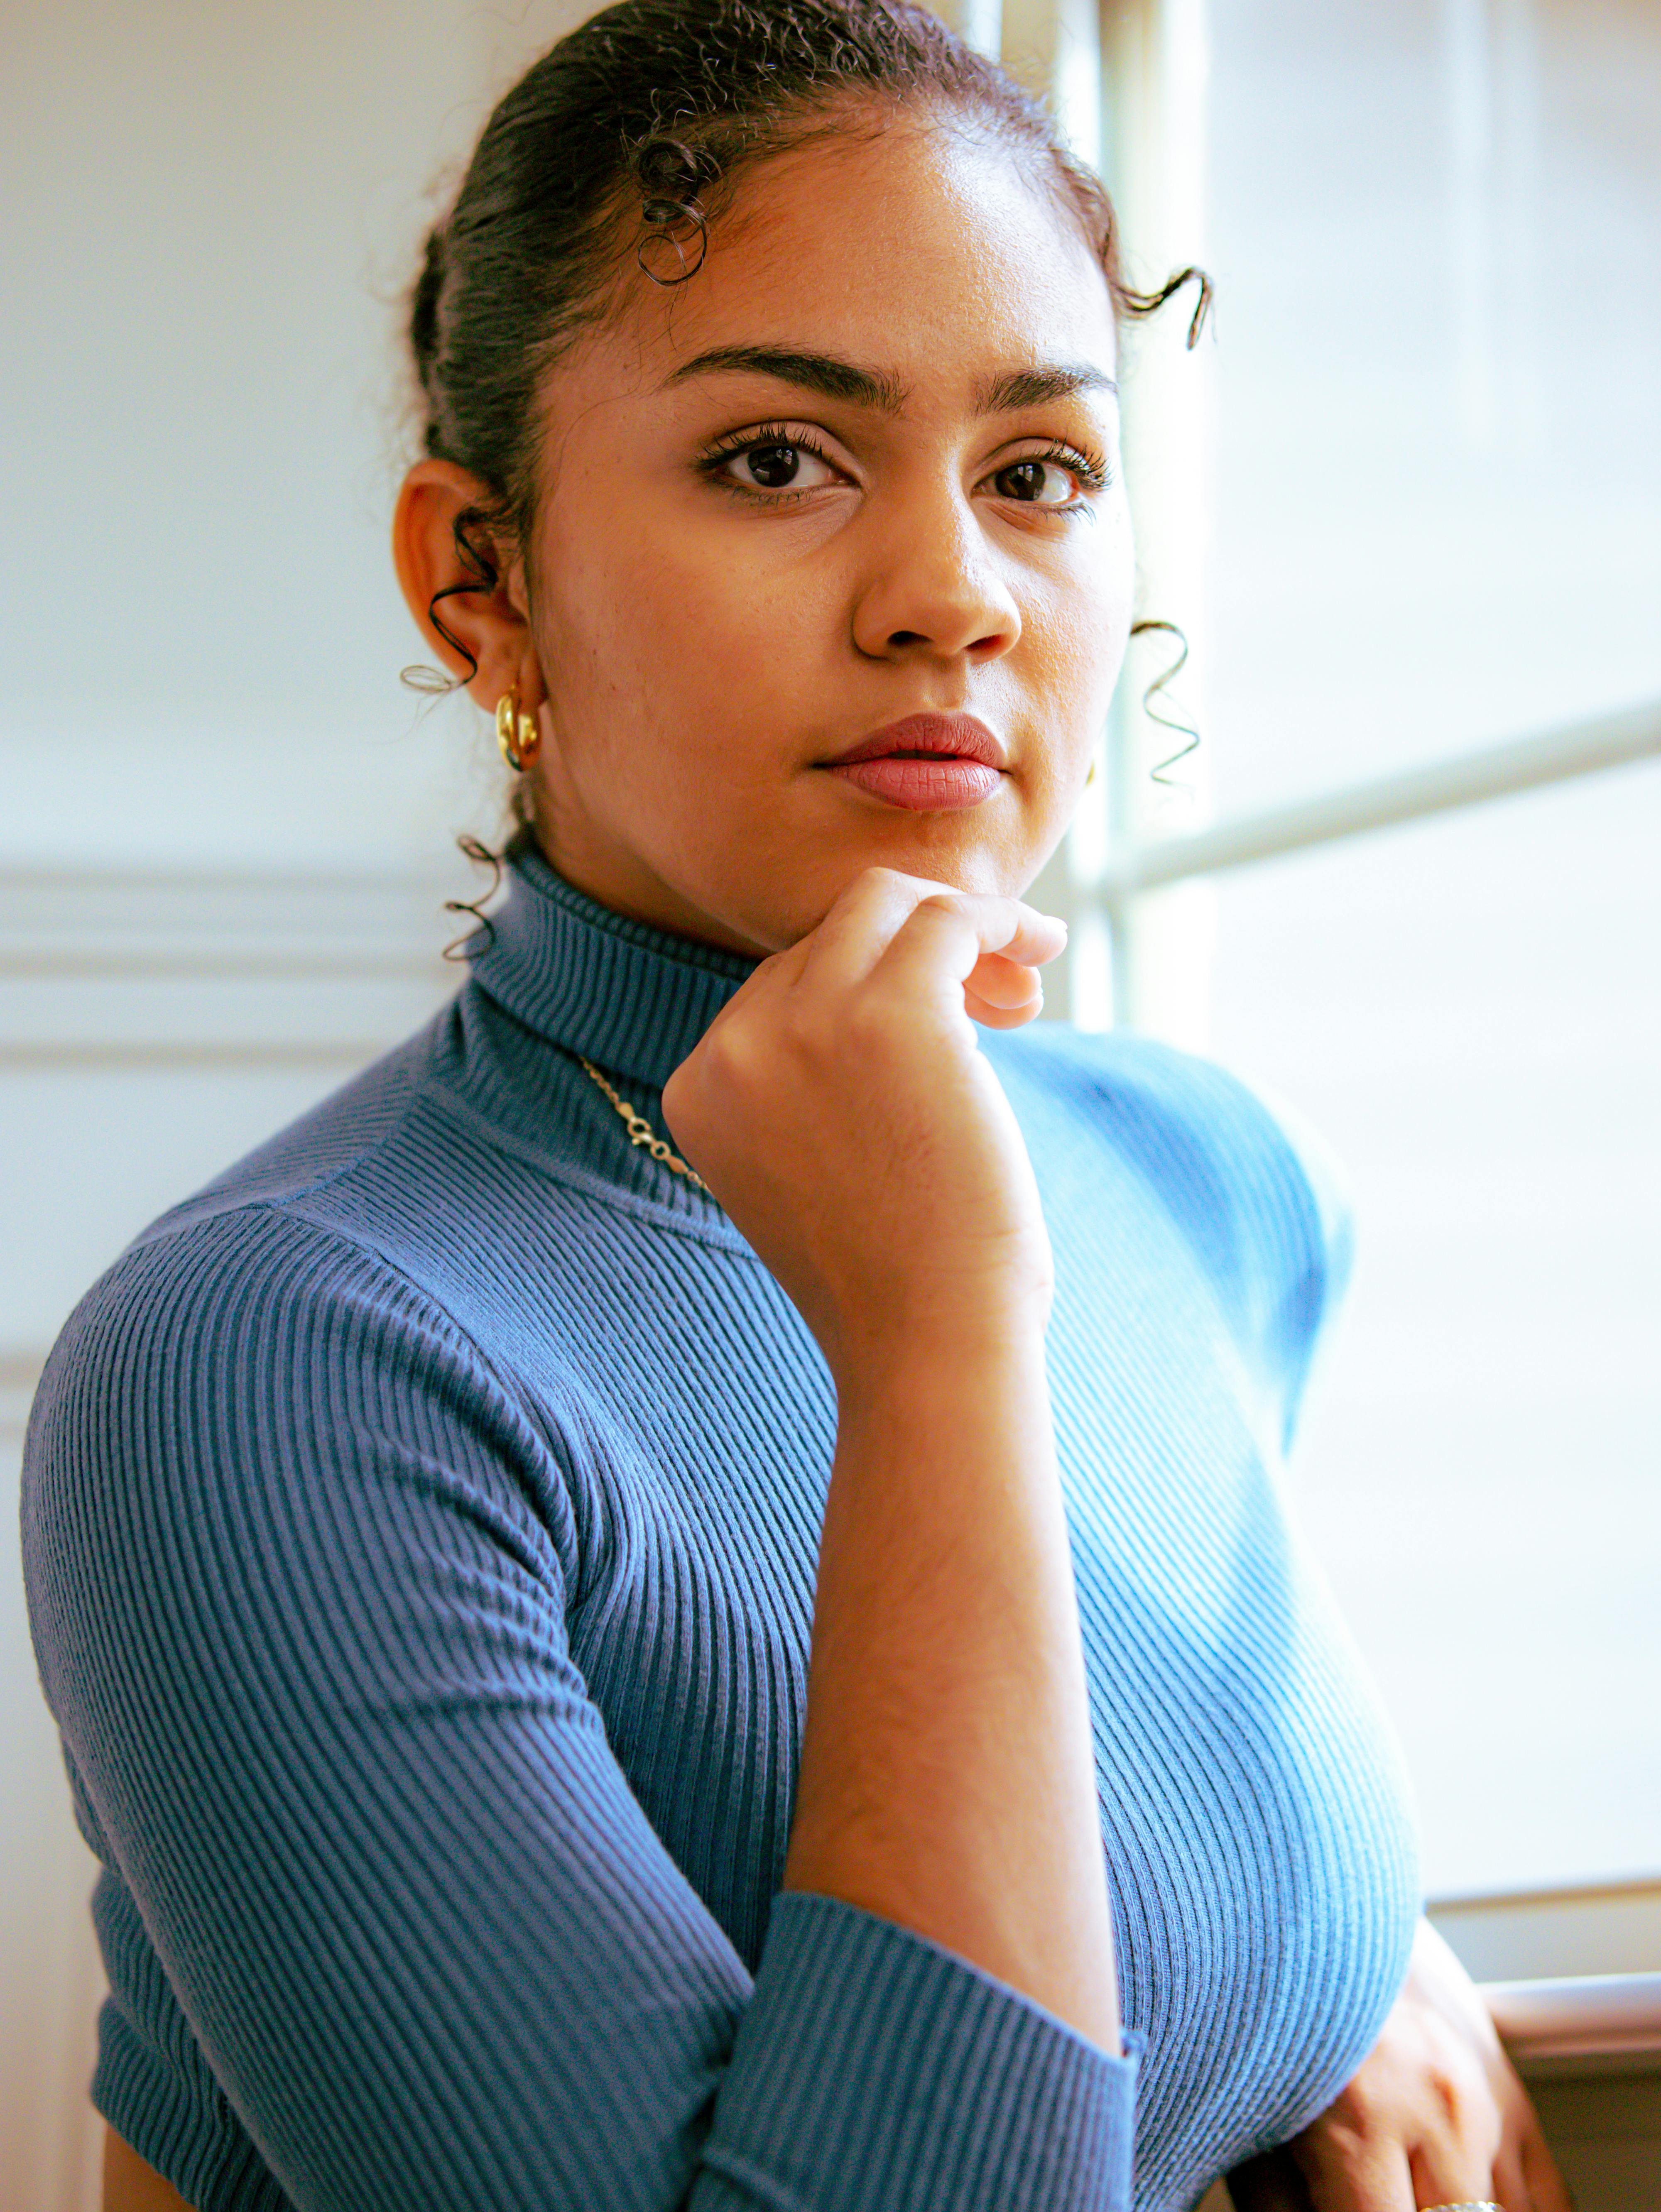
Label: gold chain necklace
xmin=578 ymin=1056 xmax=710 ymax=1194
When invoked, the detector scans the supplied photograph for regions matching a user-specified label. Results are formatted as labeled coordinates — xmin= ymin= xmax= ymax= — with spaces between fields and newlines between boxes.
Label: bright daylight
xmin=3 ymin=3 xmax=1657 ymax=2210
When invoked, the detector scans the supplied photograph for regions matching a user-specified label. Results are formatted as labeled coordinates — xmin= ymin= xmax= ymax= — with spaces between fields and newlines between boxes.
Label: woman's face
xmin=505 ymin=112 xmax=1129 ymax=955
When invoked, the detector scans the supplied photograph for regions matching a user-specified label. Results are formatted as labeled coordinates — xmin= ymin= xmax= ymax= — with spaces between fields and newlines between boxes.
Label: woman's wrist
xmin=826 ymin=1301 xmax=1052 ymax=1402
xmin=790 ymin=1302 xmax=1120 ymax=2051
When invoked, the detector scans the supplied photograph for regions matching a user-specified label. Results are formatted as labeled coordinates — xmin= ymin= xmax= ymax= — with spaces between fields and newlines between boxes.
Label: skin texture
xmin=105 ymin=2129 xmax=191 ymax=2212
xmin=661 ymin=863 xmax=1119 ymax=2043
xmin=394 ymin=109 xmax=1135 ymax=952
xmin=105 ymin=101 xmax=1573 ymax=2212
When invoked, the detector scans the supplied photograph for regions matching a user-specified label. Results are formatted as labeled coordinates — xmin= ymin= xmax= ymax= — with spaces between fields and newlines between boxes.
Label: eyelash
xmin=693 ymin=422 xmax=830 ymax=498
xmin=693 ymin=422 xmax=1112 ymax=513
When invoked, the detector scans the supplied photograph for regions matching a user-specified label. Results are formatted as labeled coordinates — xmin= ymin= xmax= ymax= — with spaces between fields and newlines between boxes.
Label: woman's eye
xmin=991 ymin=458 xmax=1080 ymax=507
xmin=720 ymin=440 xmax=837 ymax=493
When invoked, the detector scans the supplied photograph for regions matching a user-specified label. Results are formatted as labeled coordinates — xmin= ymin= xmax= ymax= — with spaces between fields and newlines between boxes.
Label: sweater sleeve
xmin=21 ymin=1206 xmax=1137 ymax=2212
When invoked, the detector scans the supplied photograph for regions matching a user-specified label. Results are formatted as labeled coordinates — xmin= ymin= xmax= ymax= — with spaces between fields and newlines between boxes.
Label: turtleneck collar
xmin=465 ymin=837 xmax=764 ymax=1091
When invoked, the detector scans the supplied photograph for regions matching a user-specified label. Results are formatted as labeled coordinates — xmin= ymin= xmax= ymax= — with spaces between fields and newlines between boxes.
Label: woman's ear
xmin=392 ymin=459 xmax=541 ymax=713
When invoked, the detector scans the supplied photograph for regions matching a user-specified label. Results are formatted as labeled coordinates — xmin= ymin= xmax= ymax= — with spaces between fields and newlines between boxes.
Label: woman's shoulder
xmin=20 ymin=1055 xmax=581 ymax=1727
xmin=991 ymin=1021 xmax=1348 ymax=1229
xmin=20 ymin=1016 xmax=537 ymax=1517
xmin=990 ymin=1022 xmax=1355 ymax=1434
xmin=29 ymin=1003 xmax=543 ymax=1417
xmin=125 ymin=1016 xmax=439 ymax=1258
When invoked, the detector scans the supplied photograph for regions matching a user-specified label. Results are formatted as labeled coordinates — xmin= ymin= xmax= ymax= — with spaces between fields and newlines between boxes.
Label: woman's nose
xmin=850 ymin=490 xmax=1022 ymax=665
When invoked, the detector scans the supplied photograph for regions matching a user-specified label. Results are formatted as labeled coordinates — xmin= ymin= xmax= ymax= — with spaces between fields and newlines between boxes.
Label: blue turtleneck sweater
xmin=22 ymin=842 xmax=1418 ymax=2212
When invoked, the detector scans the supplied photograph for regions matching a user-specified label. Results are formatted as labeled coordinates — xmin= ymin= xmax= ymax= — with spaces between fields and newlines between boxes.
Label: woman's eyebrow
xmin=662 ymin=344 xmax=1116 ymax=414
xmin=663 ymin=345 xmax=908 ymax=411
xmin=976 ymin=363 xmax=1118 ymax=411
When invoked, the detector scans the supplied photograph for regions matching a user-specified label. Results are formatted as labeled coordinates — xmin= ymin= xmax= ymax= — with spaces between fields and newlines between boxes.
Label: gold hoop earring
xmin=495 ymin=689 xmax=541 ymax=771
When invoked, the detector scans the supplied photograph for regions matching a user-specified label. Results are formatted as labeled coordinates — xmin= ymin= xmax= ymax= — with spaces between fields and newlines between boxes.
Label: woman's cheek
xmin=1031 ymin=590 xmax=1125 ymax=735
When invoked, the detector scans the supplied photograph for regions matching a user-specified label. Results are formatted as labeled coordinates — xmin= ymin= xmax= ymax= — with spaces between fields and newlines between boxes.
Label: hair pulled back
xmin=408 ymin=0 xmax=1207 ymax=676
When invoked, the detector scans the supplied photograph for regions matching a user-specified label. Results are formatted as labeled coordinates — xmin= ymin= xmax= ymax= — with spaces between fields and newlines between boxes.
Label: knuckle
xmin=691 ymin=1025 xmax=748 ymax=1097
xmin=913 ymin=888 xmax=963 ymax=918
xmin=1430 ymin=2027 xmax=1490 ymax=2108
xmin=856 ymin=864 xmax=913 ymax=899
xmin=1330 ymin=2074 xmax=1387 ymax=2132
xmin=787 ymin=1000 xmax=843 ymax=1063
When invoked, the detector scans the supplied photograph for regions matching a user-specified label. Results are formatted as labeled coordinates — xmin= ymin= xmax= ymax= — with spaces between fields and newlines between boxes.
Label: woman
xmin=23 ymin=3 xmax=1570 ymax=2208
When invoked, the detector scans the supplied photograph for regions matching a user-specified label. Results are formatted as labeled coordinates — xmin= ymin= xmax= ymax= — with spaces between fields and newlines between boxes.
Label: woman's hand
xmin=662 ymin=864 xmax=1068 ymax=1374
xmin=667 ymin=866 xmax=1122 ymax=2051
xmin=1226 ymin=1919 xmax=1574 ymax=2211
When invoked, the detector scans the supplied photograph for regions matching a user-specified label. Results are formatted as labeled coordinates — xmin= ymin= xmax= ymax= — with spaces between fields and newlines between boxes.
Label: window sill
xmin=1485 ymin=1972 xmax=1661 ymax=2075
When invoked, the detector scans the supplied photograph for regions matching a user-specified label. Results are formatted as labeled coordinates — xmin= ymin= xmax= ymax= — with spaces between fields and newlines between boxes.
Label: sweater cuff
xmin=701 ymin=1891 xmax=1140 ymax=2212
xmin=92 ymin=1997 xmax=289 ymax=2212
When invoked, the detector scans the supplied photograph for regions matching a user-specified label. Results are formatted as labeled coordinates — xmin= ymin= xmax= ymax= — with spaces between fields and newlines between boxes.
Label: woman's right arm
xmin=27 ymin=870 xmax=1133 ymax=2212
xmin=664 ymin=866 xmax=1122 ymax=2052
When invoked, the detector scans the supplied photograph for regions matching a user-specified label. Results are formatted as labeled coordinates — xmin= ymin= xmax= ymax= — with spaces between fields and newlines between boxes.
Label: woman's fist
xmin=662 ymin=867 xmax=1067 ymax=1373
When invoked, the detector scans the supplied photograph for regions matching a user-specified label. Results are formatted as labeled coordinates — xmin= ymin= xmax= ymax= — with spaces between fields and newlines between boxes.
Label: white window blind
xmin=1057 ymin=0 xmax=1661 ymax=1896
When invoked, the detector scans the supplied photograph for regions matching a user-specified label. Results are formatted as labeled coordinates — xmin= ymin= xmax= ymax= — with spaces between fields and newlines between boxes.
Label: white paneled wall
xmin=2 ymin=4 xmax=588 ymax=2198
xmin=1 ymin=866 xmax=466 ymax=2200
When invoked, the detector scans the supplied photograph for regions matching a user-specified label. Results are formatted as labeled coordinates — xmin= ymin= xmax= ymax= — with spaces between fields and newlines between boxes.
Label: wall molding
xmin=1 ymin=859 xmax=478 ymax=980
xmin=1431 ymin=1876 xmax=1661 ymax=1985
xmin=1 ymin=859 xmax=483 ymax=1069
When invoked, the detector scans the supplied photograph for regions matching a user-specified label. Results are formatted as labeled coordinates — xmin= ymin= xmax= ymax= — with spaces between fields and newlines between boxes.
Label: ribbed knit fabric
xmin=21 ymin=839 xmax=1418 ymax=2212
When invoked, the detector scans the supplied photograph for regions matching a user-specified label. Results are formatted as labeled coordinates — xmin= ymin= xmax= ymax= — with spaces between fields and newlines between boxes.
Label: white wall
xmin=2 ymin=6 xmax=588 ymax=2200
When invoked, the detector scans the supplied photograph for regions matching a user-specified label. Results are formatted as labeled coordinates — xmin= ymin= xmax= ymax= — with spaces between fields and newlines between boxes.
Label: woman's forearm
xmin=782 ymin=1320 xmax=1121 ymax=2055
xmin=664 ymin=870 xmax=1120 ymax=2051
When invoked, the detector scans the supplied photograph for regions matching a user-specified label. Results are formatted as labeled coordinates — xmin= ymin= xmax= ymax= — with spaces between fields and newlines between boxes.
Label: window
xmin=1055 ymin=0 xmax=1661 ymax=1899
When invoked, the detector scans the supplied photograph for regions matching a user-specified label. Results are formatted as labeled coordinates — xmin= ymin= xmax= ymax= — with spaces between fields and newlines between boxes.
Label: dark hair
xmin=406 ymin=0 xmax=1208 ymax=685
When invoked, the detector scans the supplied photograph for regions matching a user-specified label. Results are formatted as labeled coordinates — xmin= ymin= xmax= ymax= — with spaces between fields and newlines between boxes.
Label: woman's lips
xmin=818 ymin=713 xmax=1007 ymax=812
xmin=823 ymin=757 xmax=1003 ymax=810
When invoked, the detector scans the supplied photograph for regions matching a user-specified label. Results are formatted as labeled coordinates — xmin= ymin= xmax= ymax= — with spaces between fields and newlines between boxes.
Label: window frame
xmin=935 ymin=0 xmax=1661 ymax=2030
